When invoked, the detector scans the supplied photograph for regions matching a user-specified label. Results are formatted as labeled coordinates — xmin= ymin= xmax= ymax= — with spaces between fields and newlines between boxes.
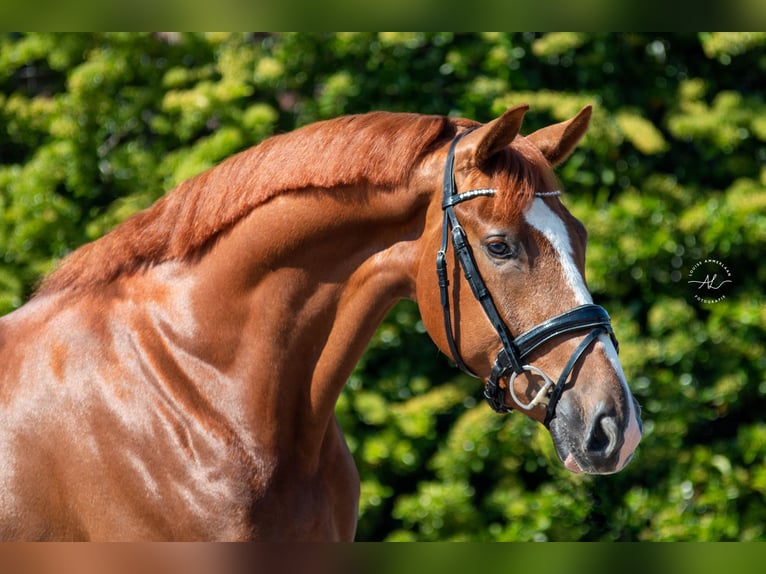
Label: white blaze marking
xmin=525 ymin=196 xmax=641 ymax=470
xmin=524 ymin=197 xmax=592 ymax=305
xmin=598 ymin=334 xmax=642 ymax=470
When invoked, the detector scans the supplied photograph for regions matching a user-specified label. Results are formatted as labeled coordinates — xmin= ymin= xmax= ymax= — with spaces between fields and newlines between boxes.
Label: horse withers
xmin=0 ymin=105 xmax=641 ymax=540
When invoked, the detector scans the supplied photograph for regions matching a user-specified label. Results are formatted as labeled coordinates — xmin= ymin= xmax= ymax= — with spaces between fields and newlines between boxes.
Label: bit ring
xmin=508 ymin=365 xmax=554 ymax=411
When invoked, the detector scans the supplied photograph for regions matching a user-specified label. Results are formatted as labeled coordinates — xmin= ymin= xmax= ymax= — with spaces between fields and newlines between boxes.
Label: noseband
xmin=436 ymin=128 xmax=618 ymax=426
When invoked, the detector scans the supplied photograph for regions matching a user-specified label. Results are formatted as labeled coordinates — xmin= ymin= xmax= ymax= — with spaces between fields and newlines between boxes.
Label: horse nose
xmin=584 ymin=402 xmax=621 ymax=462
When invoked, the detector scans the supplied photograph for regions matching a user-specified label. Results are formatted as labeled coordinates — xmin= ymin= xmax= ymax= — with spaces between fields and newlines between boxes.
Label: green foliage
xmin=1 ymin=33 xmax=764 ymax=541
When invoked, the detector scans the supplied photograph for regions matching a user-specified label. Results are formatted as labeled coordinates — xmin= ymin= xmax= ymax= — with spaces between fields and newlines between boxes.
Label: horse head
xmin=416 ymin=105 xmax=642 ymax=475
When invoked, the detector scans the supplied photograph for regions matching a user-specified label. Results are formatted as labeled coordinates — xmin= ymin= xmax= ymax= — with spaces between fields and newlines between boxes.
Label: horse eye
xmin=486 ymin=240 xmax=515 ymax=259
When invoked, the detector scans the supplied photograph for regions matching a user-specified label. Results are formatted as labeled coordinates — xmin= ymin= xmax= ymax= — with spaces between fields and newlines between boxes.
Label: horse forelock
xmin=36 ymin=112 xmax=455 ymax=296
xmin=483 ymin=135 xmax=562 ymax=222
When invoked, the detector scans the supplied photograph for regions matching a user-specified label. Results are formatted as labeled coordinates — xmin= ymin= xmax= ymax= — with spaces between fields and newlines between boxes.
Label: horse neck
xmin=183 ymin=183 xmax=431 ymax=462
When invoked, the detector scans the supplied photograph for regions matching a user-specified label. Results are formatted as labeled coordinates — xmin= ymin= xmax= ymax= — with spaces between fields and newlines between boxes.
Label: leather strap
xmin=543 ymin=327 xmax=607 ymax=426
xmin=515 ymin=304 xmax=617 ymax=358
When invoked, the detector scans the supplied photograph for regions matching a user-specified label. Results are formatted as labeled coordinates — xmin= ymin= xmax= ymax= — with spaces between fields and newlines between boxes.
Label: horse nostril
xmin=586 ymin=409 xmax=620 ymax=458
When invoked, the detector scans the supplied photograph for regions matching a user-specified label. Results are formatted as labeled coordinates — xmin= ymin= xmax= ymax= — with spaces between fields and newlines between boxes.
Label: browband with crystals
xmin=443 ymin=189 xmax=562 ymax=208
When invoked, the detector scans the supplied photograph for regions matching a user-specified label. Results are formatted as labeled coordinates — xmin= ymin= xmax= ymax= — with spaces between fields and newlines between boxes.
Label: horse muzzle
xmin=549 ymin=394 xmax=643 ymax=475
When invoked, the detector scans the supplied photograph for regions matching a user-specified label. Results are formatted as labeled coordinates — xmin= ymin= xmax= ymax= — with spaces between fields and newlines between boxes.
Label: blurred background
xmin=0 ymin=32 xmax=764 ymax=541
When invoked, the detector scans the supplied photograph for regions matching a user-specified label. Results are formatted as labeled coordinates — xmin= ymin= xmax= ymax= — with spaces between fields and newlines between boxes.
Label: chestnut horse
xmin=0 ymin=105 xmax=641 ymax=540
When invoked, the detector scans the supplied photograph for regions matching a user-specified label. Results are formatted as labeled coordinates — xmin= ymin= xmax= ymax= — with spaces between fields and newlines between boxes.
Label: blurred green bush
xmin=1 ymin=32 xmax=764 ymax=540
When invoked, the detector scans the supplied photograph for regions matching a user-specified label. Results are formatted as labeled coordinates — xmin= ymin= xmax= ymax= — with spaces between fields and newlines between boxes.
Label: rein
xmin=436 ymin=128 xmax=618 ymax=426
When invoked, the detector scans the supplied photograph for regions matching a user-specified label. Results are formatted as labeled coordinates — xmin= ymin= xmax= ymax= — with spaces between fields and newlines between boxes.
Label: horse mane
xmin=36 ymin=111 xmax=555 ymax=296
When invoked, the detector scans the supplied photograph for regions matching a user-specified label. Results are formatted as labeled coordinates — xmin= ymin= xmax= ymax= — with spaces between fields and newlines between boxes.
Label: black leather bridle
xmin=436 ymin=128 xmax=618 ymax=426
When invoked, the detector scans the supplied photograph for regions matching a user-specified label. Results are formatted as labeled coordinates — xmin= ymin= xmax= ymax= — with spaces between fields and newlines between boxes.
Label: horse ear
xmin=470 ymin=104 xmax=529 ymax=166
xmin=526 ymin=105 xmax=592 ymax=166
